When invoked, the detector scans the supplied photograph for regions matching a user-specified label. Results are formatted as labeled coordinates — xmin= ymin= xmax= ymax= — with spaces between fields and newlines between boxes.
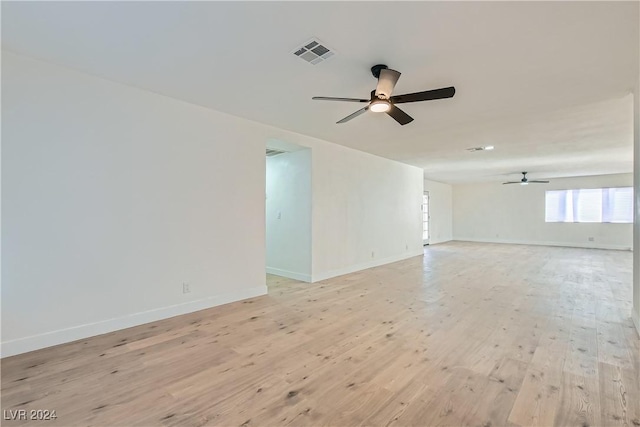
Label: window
xmin=545 ymin=187 xmax=633 ymax=223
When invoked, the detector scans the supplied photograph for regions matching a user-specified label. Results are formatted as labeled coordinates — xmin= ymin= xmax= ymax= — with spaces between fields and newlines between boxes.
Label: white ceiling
xmin=2 ymin=1 xmax=638 ymax=183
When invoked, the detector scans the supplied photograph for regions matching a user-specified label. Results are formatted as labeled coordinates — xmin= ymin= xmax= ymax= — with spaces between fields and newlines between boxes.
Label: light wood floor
xmin=2 ymin=242 xmax=639 ymax=427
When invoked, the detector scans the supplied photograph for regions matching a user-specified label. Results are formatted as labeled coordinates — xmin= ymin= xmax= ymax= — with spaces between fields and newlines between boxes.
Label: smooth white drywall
xmin=266 ymin=150 xmax=312 ymax=281
xmin=423 ymin=179 xmax=453 ymax=244
xmin=2 ymin=52 xmax=424 ymax=355
xmin=2 ymin=51 xmax=268 ymax=356
xmin=311 ymin=146 xmax=424 ymax=282
xmin=453 ymin=173 xmax=633 ymax=250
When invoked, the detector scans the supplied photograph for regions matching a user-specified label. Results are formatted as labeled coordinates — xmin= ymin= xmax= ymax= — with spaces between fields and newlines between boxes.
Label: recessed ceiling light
xmin=466 ymin=146 xmax=494 ymax=152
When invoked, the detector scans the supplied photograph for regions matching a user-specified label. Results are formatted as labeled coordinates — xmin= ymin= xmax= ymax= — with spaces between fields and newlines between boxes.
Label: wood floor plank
xmin=1 ymin=242 xmax=637 ymax=427
xmin=465 ymin=357 xmax=529 ymax=426
xmin=598 ymin=362 xmax=640 ymax=427
xmin=553 ymin=372 xmax=601 ymax=427
xmin=508 ymin=362 xmax=563 ymax=427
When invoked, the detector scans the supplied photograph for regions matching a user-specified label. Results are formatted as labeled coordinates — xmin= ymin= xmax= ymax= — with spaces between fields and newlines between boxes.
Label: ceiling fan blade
xmin=502 ymin=182 xmax=520 ymax=185
xmin=337 ymin=106 xmax=369 ymax=124
xmin=391 ymin=86 xmax=456 ymax=104
xmin=529 ymin=180 xmax=550 ymax=183
xmin=386 ymin=104 xmax=414 ymax=125
xmin=375 ymin=69 xmax=401 ymax=99
xmin=313 ymin=96 xmax=369 ymax=103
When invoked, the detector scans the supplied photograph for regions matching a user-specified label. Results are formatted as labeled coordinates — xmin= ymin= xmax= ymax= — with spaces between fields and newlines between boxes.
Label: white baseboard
xmin=266 ymin=267 xmax=311 ymax=282
xmin=312 ymin=249 xmax=424 ymax=282
xmin=1 ymin=285 xmax=267 ymax=358
xmin=426 ymin=238 xmax=453 ymax=245
xmin=453 ymin=237 xmax=632 ymax=251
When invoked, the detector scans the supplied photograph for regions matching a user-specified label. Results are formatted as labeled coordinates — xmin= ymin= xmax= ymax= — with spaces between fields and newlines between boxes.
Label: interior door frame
xmin=422 ymin=191 xmax=430 ymax=245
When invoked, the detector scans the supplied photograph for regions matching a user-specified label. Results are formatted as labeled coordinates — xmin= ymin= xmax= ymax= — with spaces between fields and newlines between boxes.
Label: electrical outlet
xmin=277 ymin=211 xmax=282 ymax=220
xmin=371 ymin=251 xmax=375 ymax=258
xmin=182 ymin=283 xmax=191 ymax=294
xmin=588 ymin=237 xmax=594 ymax=242
xmin=405 ymin=243 xmax=408 ymax=250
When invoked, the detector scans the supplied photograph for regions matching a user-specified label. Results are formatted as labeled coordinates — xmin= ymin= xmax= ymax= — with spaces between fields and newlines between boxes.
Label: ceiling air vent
xmin=293 ymin=38 xmax=335 ymax=65
xmin=266 ymin=148 xmax=286 ymax=157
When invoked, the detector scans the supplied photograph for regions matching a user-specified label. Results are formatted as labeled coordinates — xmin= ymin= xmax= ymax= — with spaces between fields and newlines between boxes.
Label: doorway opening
xmin=265 ymin=139 xmax=312 ymax=284
xmin=422 ymin=192 xmax=430 ymax=245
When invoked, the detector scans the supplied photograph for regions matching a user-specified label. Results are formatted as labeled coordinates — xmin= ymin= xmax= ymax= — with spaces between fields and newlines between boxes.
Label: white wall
xmin=423 ymin=179 xmax=453 ymax=244
xmin=266 ymin=150 xmax=312 ymax=281
xmin=2 ymin=51 xmax=268 ymax=356
xmin=2 ymin=52 xmax=424 ymax=355
xmin=453 ymin=173 xmax=633 ymax=250
xmin=311 ymin=146 xmax=424 ymax=281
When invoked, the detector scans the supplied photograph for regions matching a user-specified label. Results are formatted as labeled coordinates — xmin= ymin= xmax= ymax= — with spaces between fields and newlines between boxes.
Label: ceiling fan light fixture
xmin=520 ymin=182 xmax=529 ymax=186
xmin=369 ymin=99 xmax=391 ymax=113
xmin=312 ymin=65 xmax=455 ymax=125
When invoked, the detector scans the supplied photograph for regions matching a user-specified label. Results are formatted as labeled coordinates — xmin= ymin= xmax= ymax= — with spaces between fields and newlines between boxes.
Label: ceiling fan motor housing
xmin=371 ymin=64 xmax=388 ymax=79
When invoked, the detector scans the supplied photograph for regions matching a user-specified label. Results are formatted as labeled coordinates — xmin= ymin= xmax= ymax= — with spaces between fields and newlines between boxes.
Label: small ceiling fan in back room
xmin=503 ymin=172 xmax=549 ymax=186
xmin=312 ymin=64 xmax=456 ymax=126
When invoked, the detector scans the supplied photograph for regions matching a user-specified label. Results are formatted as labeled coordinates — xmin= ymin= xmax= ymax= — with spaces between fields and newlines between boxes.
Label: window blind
xmin=545 ymin=187 xmax=633 ymax=223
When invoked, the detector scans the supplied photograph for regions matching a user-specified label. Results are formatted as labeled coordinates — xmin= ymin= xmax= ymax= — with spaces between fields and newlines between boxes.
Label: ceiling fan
xmin=503 ymin=172 xmax=549 ymax=185
xmin=312 ymin=64 xmax=455 ymax=126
